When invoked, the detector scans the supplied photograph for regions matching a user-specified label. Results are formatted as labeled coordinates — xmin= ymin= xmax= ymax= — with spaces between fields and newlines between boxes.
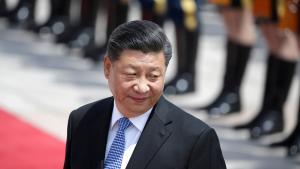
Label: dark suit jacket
xmin=63 ymin=96 xmax=226 ymax=169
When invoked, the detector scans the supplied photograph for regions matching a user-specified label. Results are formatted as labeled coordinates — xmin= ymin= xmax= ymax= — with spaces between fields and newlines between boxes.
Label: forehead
xmin=115 ymin=49 xmax=166 ymax=67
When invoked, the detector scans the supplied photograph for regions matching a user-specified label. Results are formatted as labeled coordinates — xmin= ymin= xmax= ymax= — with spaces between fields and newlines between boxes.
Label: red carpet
xmin=0 ymin=108 xmax=65 ymax=169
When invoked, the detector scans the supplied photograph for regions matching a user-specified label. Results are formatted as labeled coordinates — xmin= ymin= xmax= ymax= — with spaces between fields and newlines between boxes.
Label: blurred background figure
xmin=253 ymin=1 xmax=300 ymax=156
xmin=235 ymin=0 xmax=299 ymax=141
xmin=48 ymin=0 xmax=101 ymax=62
xmin=0 ymin=0 xmax=8 ymax=17
xmin=92 ymin=0 xmax=129 ymax=63
xmin=4 ymin=0 xmax=37 ymax=29
xmin=1 ymin=0 xmax=202 ymax=70
xmin=32 ymin=0 xmax=72 ymax=35
xmin=1 ymin=0 xmax=103 ymax=63
xmin=160 ymin=0 xmax=201 ymax=95
xmin=271 ymin=94 xmax=300 ymax=156
xmin=195 ymin=0 xmax=256 ymax=116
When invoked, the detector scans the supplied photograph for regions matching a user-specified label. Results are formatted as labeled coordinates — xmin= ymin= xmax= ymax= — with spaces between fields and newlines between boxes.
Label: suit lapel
xmin=87 ymin=97 xmax=114 ymax=169
xmin=126 ymin=96 xmax=173 ymax=169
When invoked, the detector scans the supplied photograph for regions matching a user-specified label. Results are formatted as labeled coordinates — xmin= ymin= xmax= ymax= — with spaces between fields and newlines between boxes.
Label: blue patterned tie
xmin=104 ymin=117 xmax=132 ymax=169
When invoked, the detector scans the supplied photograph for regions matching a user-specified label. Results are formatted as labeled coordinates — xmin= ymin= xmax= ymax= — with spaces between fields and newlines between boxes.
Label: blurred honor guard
xmin=235 ymin=0 xmax=299 ymax=140
xmin=196 ymin=0 xmax=256 ymax=116
xmin=255 ymin=0 xmax=300 ymax=156
xmin=162 ymin=0 xmax=201 ymax=95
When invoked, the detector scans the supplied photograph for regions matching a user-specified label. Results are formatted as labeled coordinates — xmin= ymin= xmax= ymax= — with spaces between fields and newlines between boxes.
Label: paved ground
xmin=0 ymin=5 xmax=300 ymax=169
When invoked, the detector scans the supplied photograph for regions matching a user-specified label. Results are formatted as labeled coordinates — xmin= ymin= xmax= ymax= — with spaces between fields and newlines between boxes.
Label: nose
xmin=133 ymin=79 xmax=150 ymax=93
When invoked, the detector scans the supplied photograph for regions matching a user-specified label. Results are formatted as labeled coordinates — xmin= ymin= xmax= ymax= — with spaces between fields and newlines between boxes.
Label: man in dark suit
xmin=63 ymin=20 xmax=226 ymax=169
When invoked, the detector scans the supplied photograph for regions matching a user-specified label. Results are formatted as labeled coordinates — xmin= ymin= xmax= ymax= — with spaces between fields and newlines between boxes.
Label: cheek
xmin=120 ymin=80 xmax=135 ymax=89
xmin=116 ymin=81 xmax=135 ymax=95
xmin=108 ymin=76 xmax=125 ymax=95
xmin=150 ymin=81 xmax=164 ymax=93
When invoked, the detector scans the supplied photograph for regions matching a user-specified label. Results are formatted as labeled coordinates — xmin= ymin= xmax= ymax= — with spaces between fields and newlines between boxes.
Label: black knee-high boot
xmin=33 ymin=0 xmax=71 ymax=34
xmin=55 ymin=0 xmax=99 ymax=44
xmin=54 ymin=0 xmax=81 ymax=44
xmin=50 ymin=0 xmax=71 ymax=20
xmin=164 ymin=27 xmax=199 ymax=95
xmin=196 ymin=39 xmax=251 ymax=116
xmin=8 ymin=0 xmax=37 ymax=29
xmin=0 ymin=0 xmax=8 ymax=17
xmin=140 ymin=0 xmax=166 ymax=27
xmin=83 ymin=0 xmax=128 ymax=63
xmin=270 ymin=90 xmax=300 ymax=156
xmin=106 ymin=0 xmax=128 ymax=39
xmin=68 ymin=0 xmax=99 ymax=49
xmin=235 ymin=55 xmax=297 ymax=139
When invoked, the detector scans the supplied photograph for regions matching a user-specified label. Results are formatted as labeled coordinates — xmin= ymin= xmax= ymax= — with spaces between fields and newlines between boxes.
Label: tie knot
xmin=118 ymin=117 xmax=132 ymax=131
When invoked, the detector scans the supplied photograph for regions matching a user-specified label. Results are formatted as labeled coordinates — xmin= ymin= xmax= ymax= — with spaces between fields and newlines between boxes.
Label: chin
xmin=130 ymin=106 xmax=150 ymax=115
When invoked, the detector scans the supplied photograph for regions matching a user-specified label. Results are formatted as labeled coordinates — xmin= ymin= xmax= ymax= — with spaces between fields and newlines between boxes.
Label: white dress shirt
xmin=105 ymin=101 xmax=152 ymax=169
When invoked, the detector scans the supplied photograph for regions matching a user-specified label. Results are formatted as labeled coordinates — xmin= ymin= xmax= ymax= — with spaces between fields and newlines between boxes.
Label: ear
xmin=103 ymin=56 xmax=112 ymax=79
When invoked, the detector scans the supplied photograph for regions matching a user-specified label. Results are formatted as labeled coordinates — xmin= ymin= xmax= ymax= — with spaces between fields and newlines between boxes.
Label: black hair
xmin=107 ymin=20 xmax=172 ymax=66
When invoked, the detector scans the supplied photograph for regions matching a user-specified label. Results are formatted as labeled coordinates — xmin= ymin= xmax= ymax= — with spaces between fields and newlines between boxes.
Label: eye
xmin=126 ymin=73 xmax=135 ymax=75
xmin=123 ymin=72 xmax=137 ymax=80
xmin=148 ymin=74 xmax=159 ymax=81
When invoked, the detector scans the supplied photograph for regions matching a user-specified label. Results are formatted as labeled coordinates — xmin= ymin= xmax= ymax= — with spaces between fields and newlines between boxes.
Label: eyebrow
xmin=125 ymin=64 xmax=138 ymax=69
xmin=125 ymin=64 xmax=162 ymax=71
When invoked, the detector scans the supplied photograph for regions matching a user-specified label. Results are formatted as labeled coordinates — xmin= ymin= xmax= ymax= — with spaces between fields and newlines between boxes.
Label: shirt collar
xmin=110 ymin=101 xmax=152 ymax=132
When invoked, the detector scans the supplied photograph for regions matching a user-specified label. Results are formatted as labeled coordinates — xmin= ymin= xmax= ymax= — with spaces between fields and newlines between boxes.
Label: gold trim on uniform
xmin=278 ymin=0 xmax=285 ymax=18
xmin=181 ymin=0 xmax=198 ymax=31
xmin=154 ymin=0 xmax=167 ymax=15
xmin=182 ymin=0 xmax=197 ymax=14
xmin=242 ymin=0 xmax=252 ymax=9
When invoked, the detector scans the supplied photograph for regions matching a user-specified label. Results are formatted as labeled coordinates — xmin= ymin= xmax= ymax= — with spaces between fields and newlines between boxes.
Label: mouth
xmin=130 ymin=96 xmax=149 ymax=103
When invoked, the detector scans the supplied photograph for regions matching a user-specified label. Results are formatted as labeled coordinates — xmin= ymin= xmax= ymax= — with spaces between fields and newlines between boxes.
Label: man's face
xmin=104 ymin=49 xmax=167 ymax=118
